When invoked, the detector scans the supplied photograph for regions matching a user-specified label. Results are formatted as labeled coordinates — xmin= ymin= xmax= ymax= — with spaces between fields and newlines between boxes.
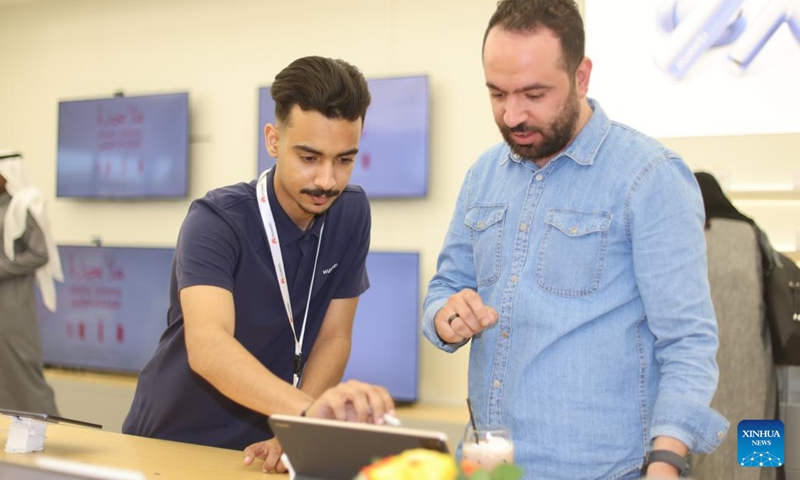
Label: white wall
xmin=2 ymin=0 xmax=798 ymax=420
xmin=0 ymin=0 xmax=504 ymax=409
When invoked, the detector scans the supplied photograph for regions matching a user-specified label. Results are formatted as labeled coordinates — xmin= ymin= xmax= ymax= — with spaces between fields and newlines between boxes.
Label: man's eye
xmin=490 ymin=92 xmax=505 ymax=99
xmin=301 ymin=155 xmax=316 ymax=162
xmin=339 ymin=157 xmax=354 ymax=164
xmin=526 ymin=94 xmax=544 ymax=100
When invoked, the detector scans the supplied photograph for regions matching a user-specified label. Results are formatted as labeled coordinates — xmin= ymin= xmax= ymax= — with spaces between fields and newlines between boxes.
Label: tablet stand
xmin=4 ymin=416 xmax=47 ymax=453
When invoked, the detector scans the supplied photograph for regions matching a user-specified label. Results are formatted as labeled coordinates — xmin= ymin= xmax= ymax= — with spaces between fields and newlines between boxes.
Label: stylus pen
xmin=728 ymin=0 xmax=792 ymax=71
xmin=382 ymin=413 xmax=402 ymax=427
xmin=365 ymin=406 xmax=402 ymax=426
xmin=655 ymin=0 xmax=746 ymax=79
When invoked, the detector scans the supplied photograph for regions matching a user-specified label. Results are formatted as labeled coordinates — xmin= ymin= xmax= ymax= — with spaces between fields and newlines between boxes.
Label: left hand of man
xmin=243 ymin=438 xmax=286 ymax=473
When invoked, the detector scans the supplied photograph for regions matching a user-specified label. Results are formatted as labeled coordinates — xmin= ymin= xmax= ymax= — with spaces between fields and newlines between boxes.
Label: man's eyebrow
xmin=486 ymin=82 xmax=551 ymax=93
xmin=294 ymin=145 xmax=359 ymax=157
xmin=336 ymin=148 xmax=359 ymax=157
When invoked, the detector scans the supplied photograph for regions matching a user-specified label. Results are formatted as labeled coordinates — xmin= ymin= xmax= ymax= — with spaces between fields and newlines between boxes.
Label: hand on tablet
xmin=308 ymin=379 xmax=396 ymax=425
xmin=243 ymin=380 xmax=395 ymax=471
xmin=243 ymin=437 xmax=287 ymax=473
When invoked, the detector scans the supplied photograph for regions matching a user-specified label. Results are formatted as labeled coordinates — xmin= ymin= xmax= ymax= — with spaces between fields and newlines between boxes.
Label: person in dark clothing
xmin=122 ymin=57 xmax=394 ymax=473
xmin=692 ymin=171 xmax=782 ymax=480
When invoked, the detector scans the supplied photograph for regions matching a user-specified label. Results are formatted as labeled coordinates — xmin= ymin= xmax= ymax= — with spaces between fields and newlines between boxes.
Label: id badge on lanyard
xmin=256 ymin=169 xmax=325 ymax=387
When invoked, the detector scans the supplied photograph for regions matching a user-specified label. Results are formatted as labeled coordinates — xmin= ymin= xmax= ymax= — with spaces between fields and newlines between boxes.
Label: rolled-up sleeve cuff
xmin=422 ymin=300 xmax=467 ymax=353
xmin=650 ymin=395 xmax=730 ymax=453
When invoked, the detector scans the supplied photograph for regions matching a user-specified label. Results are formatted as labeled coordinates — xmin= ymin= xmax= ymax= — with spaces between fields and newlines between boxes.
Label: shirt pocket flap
xmin=464 ymin=205 xmax=507 ymax=232
xmin=544 ymin=210 xmax=611 ymax=237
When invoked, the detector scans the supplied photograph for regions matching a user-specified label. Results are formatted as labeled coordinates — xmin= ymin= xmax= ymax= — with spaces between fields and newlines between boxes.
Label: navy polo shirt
xmin=122 ymin=169 xmax=371 ymax=450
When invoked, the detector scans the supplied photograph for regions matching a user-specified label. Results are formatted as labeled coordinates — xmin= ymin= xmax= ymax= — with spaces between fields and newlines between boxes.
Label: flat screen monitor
xmin=56 ymin=92 xmax=189 ymax=199
xmin=36 ymin=245 xmax=174 ymax=373
xmin=342 ymin=251 xmax=420 ymax=404
xmin=257 ymin=76 xmax=429 ymax=198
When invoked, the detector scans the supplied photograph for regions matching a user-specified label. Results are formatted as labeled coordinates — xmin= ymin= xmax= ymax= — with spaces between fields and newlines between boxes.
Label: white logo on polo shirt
xmin=323 ymin=263 xmax=339 ymax=275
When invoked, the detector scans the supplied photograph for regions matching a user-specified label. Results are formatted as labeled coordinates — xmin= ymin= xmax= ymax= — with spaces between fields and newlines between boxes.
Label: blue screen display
xmin=257 ymin=76 xmax=429 ymax=198
xmin=343 ymin=251 xmax=420 ymax=403
xmin=37 ymin=245 xmax=174 ymax=373
xmin=56 ymin=92 xmax=189 ymax=199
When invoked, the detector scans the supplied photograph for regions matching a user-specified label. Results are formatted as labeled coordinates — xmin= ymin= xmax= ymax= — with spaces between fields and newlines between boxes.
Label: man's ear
xmin=575 ymin=56 xmax=592 ymax=98
xmin=265 ymin=124 xmax=279 ymax=157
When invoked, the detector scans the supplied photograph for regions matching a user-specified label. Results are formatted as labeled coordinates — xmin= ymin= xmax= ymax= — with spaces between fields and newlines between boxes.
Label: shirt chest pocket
xmin=537 ymin=209 xmax=612 ymax=297
xmin=465 ymin=204 xmax=507 ymax=287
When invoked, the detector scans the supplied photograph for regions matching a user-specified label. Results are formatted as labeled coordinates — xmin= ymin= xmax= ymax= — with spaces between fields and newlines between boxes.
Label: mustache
xmin=300 ymin=188 xmax=341 ymax=198
xmin=507 ymin=123 xmax=541 ymax=135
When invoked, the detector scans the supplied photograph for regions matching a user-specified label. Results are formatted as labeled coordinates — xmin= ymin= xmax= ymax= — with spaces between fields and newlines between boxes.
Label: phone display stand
xmin=4 ymin=416 xmax=47 ymax=453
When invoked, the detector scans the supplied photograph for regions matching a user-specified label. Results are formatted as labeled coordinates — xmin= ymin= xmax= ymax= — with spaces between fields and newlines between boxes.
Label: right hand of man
xmin=305 ymin=379 xmax=395 ymax=425
xmin=435 ymin=288 xmax=499 ymax=344
xmin=243 ymin=381 xmax=394 ymax=471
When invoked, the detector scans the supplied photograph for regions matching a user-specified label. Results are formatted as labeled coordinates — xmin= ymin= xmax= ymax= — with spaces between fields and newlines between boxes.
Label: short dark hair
xmin=271 ymin=56 xmax=371 ymax=127
xmin=483 ymin=0 xmax=585 ymax=73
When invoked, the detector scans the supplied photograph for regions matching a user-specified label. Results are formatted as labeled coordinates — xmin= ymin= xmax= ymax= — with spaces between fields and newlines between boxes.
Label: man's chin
xmin=501 ymin=134 xmax=537 ymax=159
xmin=509 ymin=144 xmax=539 ymax=160
xmin=301 ymin=199 xmax=335 ymax=216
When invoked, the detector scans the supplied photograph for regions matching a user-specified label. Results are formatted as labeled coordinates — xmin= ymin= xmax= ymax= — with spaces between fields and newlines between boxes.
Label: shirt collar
xmin=560 ymin=98 xmax=610 ymax=167
xmin=503 ymin=98 xmax=611 ymax=168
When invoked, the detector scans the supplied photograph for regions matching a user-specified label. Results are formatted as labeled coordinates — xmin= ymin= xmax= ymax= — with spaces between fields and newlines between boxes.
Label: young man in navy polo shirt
xmin=122 ymin=56 xmax=394 ymax=473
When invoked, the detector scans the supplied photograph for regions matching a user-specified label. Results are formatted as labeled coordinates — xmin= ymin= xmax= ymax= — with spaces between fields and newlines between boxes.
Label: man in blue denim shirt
xmin=422 ymin=1 xmax=729 ymax=478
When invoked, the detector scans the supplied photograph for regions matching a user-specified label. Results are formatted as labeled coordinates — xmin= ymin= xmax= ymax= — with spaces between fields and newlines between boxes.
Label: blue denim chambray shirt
xmin=423 ymin=99 xmax=729 ymax=480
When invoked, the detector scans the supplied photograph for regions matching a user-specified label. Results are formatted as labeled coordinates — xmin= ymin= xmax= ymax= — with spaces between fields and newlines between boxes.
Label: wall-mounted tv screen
xmin=56 ymin=92 xmax=189 ymax=199
xmin=36 ymin=245 xmax=174 ymax=373
xmin=343 ymin=251 xmax=420 ymax=404
xmin=258 ymin=76 xmax=429 ymax=198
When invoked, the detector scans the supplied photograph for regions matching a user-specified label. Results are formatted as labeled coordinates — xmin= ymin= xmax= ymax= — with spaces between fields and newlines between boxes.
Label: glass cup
xmin=461 ymin=425 xmax=514 ymax=471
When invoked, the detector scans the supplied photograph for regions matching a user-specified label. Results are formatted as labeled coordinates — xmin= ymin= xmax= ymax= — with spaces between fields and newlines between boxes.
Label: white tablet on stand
xmin=0 ymin=408 xmax=102 ymax=454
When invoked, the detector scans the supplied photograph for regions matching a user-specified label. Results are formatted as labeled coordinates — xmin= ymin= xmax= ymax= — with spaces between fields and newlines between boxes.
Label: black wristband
xmin=645 ymin=449 xmax=691 ymax=477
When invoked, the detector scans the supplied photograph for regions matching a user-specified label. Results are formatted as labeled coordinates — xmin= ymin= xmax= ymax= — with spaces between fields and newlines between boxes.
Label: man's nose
xmin=503 ymin=95 xmax=527 ymax=128
xmin=314 ymin=161 xmax=337 ymax=191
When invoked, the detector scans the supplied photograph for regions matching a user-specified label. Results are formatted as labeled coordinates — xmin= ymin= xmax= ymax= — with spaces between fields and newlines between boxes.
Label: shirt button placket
xmin=488 ymin=169 xmax=542 ymax=425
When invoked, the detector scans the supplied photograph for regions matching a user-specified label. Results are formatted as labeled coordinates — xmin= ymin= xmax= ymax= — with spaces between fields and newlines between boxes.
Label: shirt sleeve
xmin=0 ymin=213 xmax=49 ymax=280
xmin=627 ymin=156 xmax=729 ymax=453
xmin=174 ymin=200 xmax=240 ymax=292
xmin=422 ymin=169 xmax=474 ymax=353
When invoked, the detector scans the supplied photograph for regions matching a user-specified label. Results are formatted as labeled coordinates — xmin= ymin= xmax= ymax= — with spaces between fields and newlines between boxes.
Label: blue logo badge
xmin=738 ymin=420 xmax=784 ymax=468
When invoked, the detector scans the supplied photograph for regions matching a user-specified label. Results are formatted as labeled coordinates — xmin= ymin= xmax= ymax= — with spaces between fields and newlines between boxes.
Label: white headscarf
xmin=0 ymin=150 xmax=64 ymax=311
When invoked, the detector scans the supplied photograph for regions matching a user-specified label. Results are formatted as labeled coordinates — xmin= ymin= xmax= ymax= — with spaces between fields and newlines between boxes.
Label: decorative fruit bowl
xmin=355 ymin=448 xmax=523 ymax=480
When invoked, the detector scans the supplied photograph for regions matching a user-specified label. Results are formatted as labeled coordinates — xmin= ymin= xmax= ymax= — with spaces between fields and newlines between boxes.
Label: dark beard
xmin=500 ymin=87 xmax=579 ymax=162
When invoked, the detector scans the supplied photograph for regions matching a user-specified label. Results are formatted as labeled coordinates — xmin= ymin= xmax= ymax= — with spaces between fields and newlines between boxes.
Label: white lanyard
xmin=256 ymin=169 xmax=325 ymax=387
